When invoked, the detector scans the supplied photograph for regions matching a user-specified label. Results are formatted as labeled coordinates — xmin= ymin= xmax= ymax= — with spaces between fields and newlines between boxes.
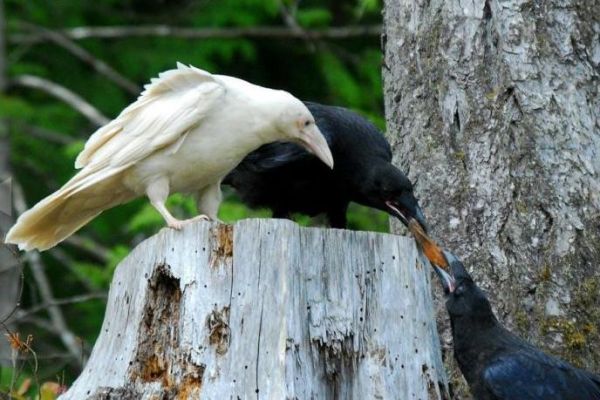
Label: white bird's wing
xmin=68 ymin=63 xmax=225 ymax=196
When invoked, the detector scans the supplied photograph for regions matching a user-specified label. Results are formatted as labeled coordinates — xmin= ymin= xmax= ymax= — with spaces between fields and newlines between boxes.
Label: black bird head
xmin=361 ymin=164 xmax=427 ymax=231
xmin=433 ymin=251 xmax=495 ymax=321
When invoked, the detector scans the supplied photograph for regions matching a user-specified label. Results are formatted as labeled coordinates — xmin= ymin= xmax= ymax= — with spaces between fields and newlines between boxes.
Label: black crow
xmin=432 ymin=251 xmax=600 ymax=400
xmin=224 ymin=102 xmax=426 ymax=229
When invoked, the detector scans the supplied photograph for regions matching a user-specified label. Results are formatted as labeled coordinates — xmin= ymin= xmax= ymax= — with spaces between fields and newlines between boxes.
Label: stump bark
xmin=61 ymin=219 xmax=448 ymax=399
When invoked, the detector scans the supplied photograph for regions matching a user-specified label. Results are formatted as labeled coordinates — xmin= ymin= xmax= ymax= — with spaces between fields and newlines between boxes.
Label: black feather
xmin=440 ymin=254 xmax=600 ymax=400
xmin=224 ymin=102 xmax=421 ymax=228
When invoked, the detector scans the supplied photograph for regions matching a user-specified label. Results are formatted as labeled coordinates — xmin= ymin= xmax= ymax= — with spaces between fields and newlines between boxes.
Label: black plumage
xmin=433 ymin=252 xmax=600 ymax=400
xmin=224 ymin=102 xmax=426 ymax=229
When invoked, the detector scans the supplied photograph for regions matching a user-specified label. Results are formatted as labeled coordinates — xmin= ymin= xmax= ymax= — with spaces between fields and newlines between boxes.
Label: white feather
xmin=5 ymin=63 xmax=320 ymax=251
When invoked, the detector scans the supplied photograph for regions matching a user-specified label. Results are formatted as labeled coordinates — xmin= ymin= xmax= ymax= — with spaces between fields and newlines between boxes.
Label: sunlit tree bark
xmin=383 ymin=0 xmax=600 ymax=396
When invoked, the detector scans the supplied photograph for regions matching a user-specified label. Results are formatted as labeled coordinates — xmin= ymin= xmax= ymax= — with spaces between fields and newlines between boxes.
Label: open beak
xmin=300 ymin=125 xmax=334 ymax=169
xmin=433 ymin=263 xmax=456 ymax=294
xmin=385 ymin=195 xmax=428 ymax=232
xmin=433 ymin=250 xmax=471 ymax=295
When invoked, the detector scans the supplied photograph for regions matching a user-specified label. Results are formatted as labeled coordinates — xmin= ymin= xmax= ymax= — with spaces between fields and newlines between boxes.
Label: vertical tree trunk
xmin=0 ymin=0 xmax=22 ymax=365
xmin=62 ymin=220 xmax=449 ymax=399
xmin=383 ymin=0 xmax=600 ymax=396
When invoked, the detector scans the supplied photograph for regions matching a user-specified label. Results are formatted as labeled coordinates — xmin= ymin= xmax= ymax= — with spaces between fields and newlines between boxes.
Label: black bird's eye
xmin=454 ymin=283 xmax=466 ymax=296
xmin=304 ymin=120 xmax=311 ymax=127
xmin=379 ymin=183 xmax=391 ymax=193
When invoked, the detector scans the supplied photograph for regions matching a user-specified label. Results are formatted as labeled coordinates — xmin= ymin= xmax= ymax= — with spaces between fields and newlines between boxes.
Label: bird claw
xmin=167 ymin=219 xmax=186 ymax=230
xmin=190 ymin=214 xmax=211 ymax=222
xmin=167 ymin=215 xmax=211 ymax=230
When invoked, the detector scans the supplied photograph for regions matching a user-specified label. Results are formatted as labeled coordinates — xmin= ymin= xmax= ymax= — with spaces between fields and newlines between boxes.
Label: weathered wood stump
xmin=61 ymin=219 xmax=449 ymax=399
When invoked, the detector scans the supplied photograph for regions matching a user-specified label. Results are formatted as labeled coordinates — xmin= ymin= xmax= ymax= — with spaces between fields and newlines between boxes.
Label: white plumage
xmin=6 ymin=63 xmax=333 ymax=251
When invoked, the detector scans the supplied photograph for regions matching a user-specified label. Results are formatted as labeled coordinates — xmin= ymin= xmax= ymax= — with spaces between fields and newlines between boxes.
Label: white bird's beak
xmin=300 ymin=126 xmax=334 ymax=169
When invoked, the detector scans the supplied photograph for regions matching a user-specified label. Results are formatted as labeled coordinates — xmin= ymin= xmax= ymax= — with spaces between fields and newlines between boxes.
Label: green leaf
xmin=218 ymin=199 xmax=271 ymax=222
xmin=319 ymin=52 xmax=362 ymax=106
xmin=0 ymin=96 xmax=34 ymax=118
xmin=361 ymin=0 xmax=380 ymax=12
xmin=72 ymin=261 xmax=108 ymax=290
xmin=39 ymin=381 xmax=63 ymax=400
xmin=297 ymin=8 xmax=332 ymax=27
xmin=63 ymin=140 xmax=85 ymax=161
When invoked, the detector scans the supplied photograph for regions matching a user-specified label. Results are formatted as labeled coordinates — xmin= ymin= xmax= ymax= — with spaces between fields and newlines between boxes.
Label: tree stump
xmin=61 ymin=219 xmax=449 ymax=399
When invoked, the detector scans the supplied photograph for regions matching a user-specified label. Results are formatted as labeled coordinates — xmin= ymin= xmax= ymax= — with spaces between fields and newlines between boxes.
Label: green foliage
xmin=347 ymin=204 xmax=390 ymax=233
xmin=220 ymin=194 xmax=272 ymax=222
xmin=0 ymin=368 xmax=63 ymax=399
xmin=297 ymin=8 xmax=332 ymax=27
xmin=356 ymin=0 xmax=381 ymax=17
xmin=320 ymin=52 xmax=363 ymax=106
xmin=3 ymin=0 xmax=386 ymax=393
xmin=0 ymin=96 xmax=34 ymax=119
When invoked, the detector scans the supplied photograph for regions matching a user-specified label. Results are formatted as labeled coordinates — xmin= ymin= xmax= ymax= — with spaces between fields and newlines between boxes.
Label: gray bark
xmin=61 ymin=219 xmax=449 ymax=399
xmin=383 ymin=0 xmax=600 ymax=396
xmin=0 ymin=0 xmax=23 ymax=366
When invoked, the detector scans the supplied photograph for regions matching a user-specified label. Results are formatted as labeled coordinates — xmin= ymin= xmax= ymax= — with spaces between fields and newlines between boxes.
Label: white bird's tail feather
xmin=5 ymin=63 xmax=222 ymax=252
xmin=5 ymin=171 xmax=135 ymax=251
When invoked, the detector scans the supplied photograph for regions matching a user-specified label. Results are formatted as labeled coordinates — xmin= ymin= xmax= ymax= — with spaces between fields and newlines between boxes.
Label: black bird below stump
xmin=433 ymin=251 xmax=600 ymax=400
xmin=224 ymin=102 xmax=426 ymax=229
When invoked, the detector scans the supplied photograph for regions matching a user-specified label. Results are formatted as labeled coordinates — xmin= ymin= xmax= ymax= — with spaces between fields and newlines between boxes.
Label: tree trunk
xmin=61 ymin=219 xmax=449 ymax=399
xmin=383 ymin=0 xmax=600 ymax=396
xmin=0 ymin=0 xmax=22 ymax=366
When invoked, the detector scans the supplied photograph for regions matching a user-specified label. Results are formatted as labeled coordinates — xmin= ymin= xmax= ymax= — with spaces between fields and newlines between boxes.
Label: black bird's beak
xmin=433 ymin=263 xmax=456 ymax=294
xmin=385 ymin=193 xmax=428 ymax=232
xmin=432 ymin=250 xmax=465 ymax=294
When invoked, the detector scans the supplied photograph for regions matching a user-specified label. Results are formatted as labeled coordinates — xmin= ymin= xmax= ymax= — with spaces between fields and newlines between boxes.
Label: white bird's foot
xmin=167 ymin=218 xmax=186 ymax=230
xmin=166 ymin=215 xmax=214 ymax=230
xmin=189 ymin=214 xmax=211 ymax=222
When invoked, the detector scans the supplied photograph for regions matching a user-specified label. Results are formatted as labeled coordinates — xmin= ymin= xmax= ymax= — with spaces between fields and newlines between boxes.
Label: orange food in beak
xmin=408 ymin=219 xmax=449 ymax=269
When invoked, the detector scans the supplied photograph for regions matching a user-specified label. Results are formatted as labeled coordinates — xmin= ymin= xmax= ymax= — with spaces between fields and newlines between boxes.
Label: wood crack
xmin=255 ymin=300 xmax=264 ymax=400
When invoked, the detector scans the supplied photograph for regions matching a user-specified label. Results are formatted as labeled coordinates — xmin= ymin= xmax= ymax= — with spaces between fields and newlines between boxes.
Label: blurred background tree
xmin=0 ymin=0 xmax=387 ymax=396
